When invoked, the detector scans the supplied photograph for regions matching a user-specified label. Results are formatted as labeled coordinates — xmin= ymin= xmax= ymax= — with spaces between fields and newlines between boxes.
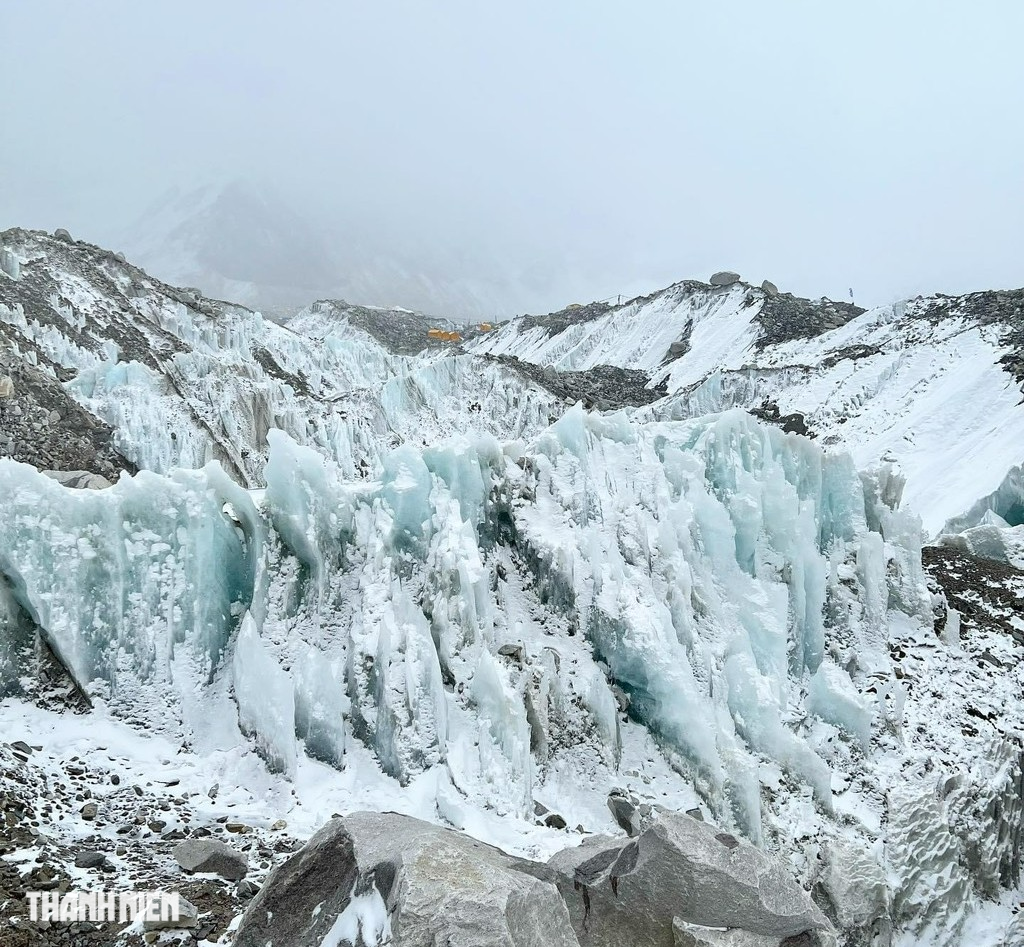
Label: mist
xmin=3 ymin=0 xmax=1023 ymax=313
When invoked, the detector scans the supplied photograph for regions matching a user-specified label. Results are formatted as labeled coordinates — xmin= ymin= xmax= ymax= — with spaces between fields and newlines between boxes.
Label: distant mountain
xmin=117 ymin=181 xmax=579 ymax=321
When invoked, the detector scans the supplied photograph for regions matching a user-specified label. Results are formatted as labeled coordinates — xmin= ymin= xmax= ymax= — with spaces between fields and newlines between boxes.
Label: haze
xmin=3 ymin=0 xmax=1023 ymax=314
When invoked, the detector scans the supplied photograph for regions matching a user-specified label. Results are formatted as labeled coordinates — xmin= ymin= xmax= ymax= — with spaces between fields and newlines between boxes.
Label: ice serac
xmin=0 ymin=456 xmax=257 ymax=741
xmin=0 ymin=402 xmax=1019 ymax=946
xmin=517 ymin=406 xmax=906 ymax=838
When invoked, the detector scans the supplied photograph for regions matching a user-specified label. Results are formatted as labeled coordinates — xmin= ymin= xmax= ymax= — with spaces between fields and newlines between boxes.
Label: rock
xmin=270 ymin=819 xmax=287 ymax=831
xmin=549 ymin=809 xmax=831 ymax=946
xmin=709 ymin=271 xmax=741 ymax=286
xmin=10 ymin=740 xmax=31 ymax=755
xmin=235 ymin=811 xmax=579 ymax=947
xmin=606 ymin=789 xmax=651 ymax=837
xmin=142 ymin=894 xmax=199 ymax=931
xmin=498 ymin=643 xmax=525 ymax=663
xmin=53 ymin=228 xmax=74 ymax=242
xmin=545 ymin=813 xmax=568 ymax=830
xmin=226 ymin=821 xmax=252 ymax=834
xmin=40 ymin=470 xmax=112 ymax=490
xmin=74 ymin=851 xmax=108 ymax=869
xmin=80 ymin=803 xmax=98 ymax=821
xmin=761 ymin=280 xmax=779 ymax=296
xmin=610 ymin=684 xmax=631 ymax=712
xmin=668 ymin=341 xmax=688 ymax=358
xmin=0 ymin=376 xmax=13 ymax=399
xmin=173 ymin=838 xmax=248 ymax=881
xmin=237 ymin=879 xmax=262 ymax=900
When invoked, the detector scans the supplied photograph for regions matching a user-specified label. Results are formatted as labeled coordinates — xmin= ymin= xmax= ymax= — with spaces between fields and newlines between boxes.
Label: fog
xmin=3 ymin=1 xmax=1023 ymax=314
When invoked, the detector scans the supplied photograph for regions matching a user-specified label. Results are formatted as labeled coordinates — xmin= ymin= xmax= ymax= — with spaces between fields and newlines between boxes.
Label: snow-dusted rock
xmin=710 ymin=270 xmax=741 ymax=285
xmin=40 ymin=469 xmax=112 ymax=489
xmin=235 ymin=812 xmax=580 ymax=947
xmin=173 ymin=838 xmax=248 ymax=880
xmin=548 ymin=810 xmax=831 ymax=945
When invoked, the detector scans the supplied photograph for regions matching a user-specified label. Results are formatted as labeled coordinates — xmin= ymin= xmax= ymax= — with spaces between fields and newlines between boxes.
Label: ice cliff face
xmin=2 ymin=232 xmax=1024 ymax=946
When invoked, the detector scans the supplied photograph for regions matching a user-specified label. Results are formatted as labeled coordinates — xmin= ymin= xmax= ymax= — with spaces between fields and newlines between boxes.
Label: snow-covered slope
xmin=469 ymin=280 xmax=1024 ymax=536
xmin=2 ymin=234 xmax=1023 ymax=946
xmin=0 ymin=228 xmax=567 ymax=487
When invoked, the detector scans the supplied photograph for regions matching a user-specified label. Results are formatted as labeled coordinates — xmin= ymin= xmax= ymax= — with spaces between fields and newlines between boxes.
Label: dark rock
xmin=73 ymin=851 xmax=108 ymax=869
xmin=237 ymin=879 xmax=262 ymax=900
xmin=710 ymin=271 xmax=741 ymax=286
xmin=498 ymin=643 xmax=525 ymax=663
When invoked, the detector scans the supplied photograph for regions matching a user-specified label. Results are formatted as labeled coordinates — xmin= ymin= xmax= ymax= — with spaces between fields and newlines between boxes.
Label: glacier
xmin=3 ymin=229 xmax=1024 ymax=945
xmin=3 ymin=406 xmax=1020 ymax=943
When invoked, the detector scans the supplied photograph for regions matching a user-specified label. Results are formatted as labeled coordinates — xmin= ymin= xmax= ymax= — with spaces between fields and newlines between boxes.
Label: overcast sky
xmin=3 ymin=0 xmax=1023 ymax=308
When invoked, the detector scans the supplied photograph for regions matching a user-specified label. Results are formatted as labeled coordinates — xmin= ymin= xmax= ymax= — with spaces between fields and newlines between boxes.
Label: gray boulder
xmin=235 ymin=811 xmax=579 ymax=947
xmin=709 ymin=271 xmax=741 ymax=286
xmin=53 ymin=228 xmax=73 ymax=243
xmin=761 ymin=280 xmax=779 ymax=296
xmin=173 ymin=838 xmax=247 ymax=881
xmin=142 ymin=894 xmax=199 ymax=931
xmin=549 ymin=810 xmax=831 ymax=947
xmin=0 ymin=375 xmax=13 ymax=399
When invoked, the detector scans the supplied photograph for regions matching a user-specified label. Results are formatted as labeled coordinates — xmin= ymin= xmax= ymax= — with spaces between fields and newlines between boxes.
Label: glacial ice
xmin=0 ymin=406 xmax=918 ymax=832
xmin=2 ymin=396 xmax=1015 ymax=945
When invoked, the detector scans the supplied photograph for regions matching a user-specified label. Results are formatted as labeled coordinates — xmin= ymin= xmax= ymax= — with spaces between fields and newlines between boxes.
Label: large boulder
xmin=53 ymin=228 xmax=74 ymax=243
xmin=709 ymin=271 xmax=741 ymax=286
xmin=235 ymin=811 xmax=580 ymax=947
xmin=548 ymin=810 xmax=831 ymax=947
xmin=173 ymin=838 xmax=248 ymax=881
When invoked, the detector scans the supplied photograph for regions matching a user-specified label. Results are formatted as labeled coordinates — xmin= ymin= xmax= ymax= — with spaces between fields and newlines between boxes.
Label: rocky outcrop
xmin=710 ymin=271 xmax=741 ymax=286
xmin=235 ymin=811 xmax=579 ymax=947
xmin=236 ymin=810 xmax=831 ymax=947
xmin=548 ymin=809 xmax=831 ymax=947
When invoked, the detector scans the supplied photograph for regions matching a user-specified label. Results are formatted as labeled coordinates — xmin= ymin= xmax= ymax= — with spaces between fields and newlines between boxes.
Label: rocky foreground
xmin=2 ymin=726 xmax=841 ymax=947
